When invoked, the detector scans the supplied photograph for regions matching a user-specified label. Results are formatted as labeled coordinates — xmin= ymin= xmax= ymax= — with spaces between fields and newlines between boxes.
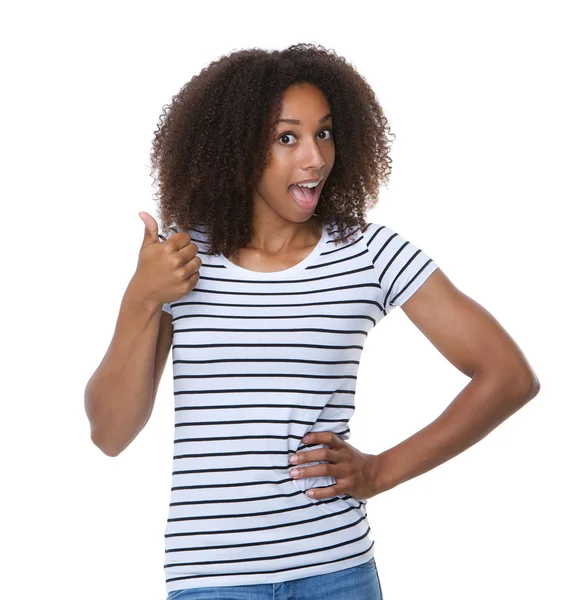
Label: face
xmin=253 ymin=83 xmax=335 ymax=224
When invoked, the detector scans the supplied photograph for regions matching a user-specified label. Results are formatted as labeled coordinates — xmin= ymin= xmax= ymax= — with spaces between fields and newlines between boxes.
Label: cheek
xmin=258 ymin=162 xmax=288 ymax=195
xmin=325 ymin=143 xmax=335 ymax=164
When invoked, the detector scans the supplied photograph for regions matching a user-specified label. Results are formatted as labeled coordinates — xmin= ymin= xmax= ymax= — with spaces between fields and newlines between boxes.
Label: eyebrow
xmin=275 ymin=113 xmax=332 ymax=125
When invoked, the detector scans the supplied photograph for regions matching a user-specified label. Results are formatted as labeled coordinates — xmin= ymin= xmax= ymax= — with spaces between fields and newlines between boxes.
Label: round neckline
xmin=217 ymin=223 xmax=328 ymax=278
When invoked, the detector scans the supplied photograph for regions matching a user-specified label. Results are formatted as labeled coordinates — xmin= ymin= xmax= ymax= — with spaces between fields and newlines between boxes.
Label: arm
xmin=84 ymin=278 xmax=173 ymax=457
xmin=373 ymin=268 xmax=540 ymax=494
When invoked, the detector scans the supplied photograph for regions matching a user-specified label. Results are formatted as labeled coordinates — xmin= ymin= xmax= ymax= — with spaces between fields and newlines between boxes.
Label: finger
xmin=139 ymin=212 xmax=159 ymax=247
xmin=169 ymin=231 xmax=196 ymax=252
xmin=178 ymin=239 xmax=200 ymax=261
xmin=302 ymin=431 xmax=343 ymax=448
xmin=182 ymin=251 xmax=202 ymax=274
xmin=306 ymin=483 xmax=343 ymax=500
xmin=158 ymin=227 xmax=194 ymax=252
xmin=290 ymin=447 xmax=334 ymax=465
xmin=290 ymin=463 xmax=335 ymax=480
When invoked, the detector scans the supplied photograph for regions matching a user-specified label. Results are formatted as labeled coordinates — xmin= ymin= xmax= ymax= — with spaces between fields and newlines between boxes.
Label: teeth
xmin=294 ymin=181 xmax=319 ymax=189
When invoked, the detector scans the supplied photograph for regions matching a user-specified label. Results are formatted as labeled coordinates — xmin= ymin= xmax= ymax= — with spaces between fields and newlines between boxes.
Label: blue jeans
xmin=167 ymin=557 xmax=383 ymax=599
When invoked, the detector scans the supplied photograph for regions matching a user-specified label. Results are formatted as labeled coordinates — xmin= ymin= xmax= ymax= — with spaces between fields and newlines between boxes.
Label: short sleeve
xmin=158 ymin=225 xmax=181 ymax=315
xmin=366 ymin=222 xmax=440 ymax=312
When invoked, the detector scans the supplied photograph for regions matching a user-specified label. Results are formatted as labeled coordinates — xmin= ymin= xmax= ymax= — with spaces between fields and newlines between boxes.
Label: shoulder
xmin=188 ymin=225 xmax=211 ymax=248
xmin=159 ymin=224 xmax=210 ymax=249
xmin=325 ymin=220 xmax=378 ymax=243
xmin=358 ymin=221 xmax=398 ymax=246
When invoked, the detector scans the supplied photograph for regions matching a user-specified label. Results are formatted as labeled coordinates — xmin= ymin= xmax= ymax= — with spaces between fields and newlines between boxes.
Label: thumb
xmin=138 ymin=211 xmax=160 ymax=247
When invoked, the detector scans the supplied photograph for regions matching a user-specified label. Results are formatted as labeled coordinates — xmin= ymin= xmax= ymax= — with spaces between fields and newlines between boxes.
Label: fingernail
xmin=290 ymin=469 xmax=299 ymax=477
xmin=290 ymin=455 xmax=298 ymax=463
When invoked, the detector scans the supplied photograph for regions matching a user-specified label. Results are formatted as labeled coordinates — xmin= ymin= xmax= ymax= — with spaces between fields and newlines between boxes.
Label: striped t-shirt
xmin=158 ymin=220 xmax=439 ymax=594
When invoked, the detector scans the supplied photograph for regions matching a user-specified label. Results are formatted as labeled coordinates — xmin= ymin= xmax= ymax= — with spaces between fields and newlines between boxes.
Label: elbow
xmin=91 ymin=430 xmax=121 ymax=458
xmin=99 ymin=444 xmax=121 ymax=458
xmin=474 ymin=365 xmax=541 ymax=403
xmin=526 ymin=375 xmax=541 ymax=401
xmin=514 ymin=362 xmax=541 ymax=401
xmin=507 ymin=370 xmax=541 ymax=403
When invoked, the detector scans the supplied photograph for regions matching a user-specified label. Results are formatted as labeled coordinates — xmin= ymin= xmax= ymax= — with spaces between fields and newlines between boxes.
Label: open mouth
xmin=288 ymin=179 xmax=324 ymax=210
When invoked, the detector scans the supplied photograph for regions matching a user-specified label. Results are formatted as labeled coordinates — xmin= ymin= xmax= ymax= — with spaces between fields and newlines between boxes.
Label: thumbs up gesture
xmin=133 ymin=211 xmax=202 ymax=307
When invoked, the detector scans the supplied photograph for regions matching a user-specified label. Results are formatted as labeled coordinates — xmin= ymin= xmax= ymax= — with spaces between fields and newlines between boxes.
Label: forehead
xmin=278 ymin=83 xmax=331 ymax=120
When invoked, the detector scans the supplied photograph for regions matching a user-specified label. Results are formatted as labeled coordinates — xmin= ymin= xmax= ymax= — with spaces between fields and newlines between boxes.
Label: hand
xmin=289 ymin=431 xmax=382 ymax=501
xmin=133 ymin=212 xmax=202 ymax=307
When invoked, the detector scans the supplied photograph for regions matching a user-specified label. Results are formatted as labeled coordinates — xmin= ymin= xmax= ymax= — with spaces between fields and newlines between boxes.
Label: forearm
xmin=84 ymin=277 xmax=162 ymax=456
xmin=373 ymin=373 xmax=538 ymax=495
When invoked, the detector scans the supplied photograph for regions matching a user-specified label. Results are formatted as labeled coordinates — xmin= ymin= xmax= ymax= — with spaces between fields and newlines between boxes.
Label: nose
xmin=299 ymin=137 xmax=326 ymax=173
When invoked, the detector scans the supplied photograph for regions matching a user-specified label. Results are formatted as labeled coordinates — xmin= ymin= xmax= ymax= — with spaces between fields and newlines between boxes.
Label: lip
xmin=290 ymin=177 xmax=324 ymax=186
xmin=288 ymin=178 xmax=324 ymax=211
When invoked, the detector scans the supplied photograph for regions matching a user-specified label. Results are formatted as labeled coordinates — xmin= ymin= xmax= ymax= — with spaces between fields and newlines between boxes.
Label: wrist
xmin=372 ymin=449 xmax=401 ymax=495
xmin=125 ymin=276 xmax=162 ymax=315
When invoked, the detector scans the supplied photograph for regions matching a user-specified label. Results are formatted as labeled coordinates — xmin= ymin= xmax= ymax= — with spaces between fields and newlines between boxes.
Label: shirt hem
xmin=165 ymin=546 xmax=375 ymax=593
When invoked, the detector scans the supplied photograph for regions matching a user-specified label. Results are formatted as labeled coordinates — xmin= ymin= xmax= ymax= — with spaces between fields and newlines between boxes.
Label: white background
xmin=2 ymin=1 xmax=581 ymax=599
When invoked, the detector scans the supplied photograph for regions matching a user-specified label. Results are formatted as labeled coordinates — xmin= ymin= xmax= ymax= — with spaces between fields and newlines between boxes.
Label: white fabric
xmin=158 ymin=221 xmax=439 ymax=594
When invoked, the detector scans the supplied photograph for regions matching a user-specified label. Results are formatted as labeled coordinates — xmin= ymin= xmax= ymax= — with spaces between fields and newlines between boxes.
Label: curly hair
xmin=149 ymin=42 xmax=396 ymax=259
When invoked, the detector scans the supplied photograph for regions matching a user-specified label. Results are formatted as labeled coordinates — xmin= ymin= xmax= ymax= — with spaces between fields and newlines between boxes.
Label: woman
xmin=85 ymin=43 xmax=540 ymax=600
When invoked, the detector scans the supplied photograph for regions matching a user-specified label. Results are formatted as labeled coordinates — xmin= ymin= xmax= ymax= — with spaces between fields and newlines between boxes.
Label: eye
xmin=278 ymin=127 xmax=333 ymax=146
xmin=278 ymin=132 xmax=297 ymax=146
